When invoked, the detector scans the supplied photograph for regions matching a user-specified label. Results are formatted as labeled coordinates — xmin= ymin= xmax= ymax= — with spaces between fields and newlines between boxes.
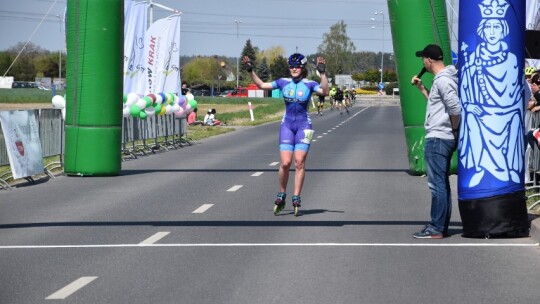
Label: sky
xmin=0 ymin=0 xmax=397 ymax=57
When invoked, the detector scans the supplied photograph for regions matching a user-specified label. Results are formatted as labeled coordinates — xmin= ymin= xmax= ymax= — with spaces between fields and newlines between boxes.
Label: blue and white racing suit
xmin=272 ymin=78 xmax=320 ymax=152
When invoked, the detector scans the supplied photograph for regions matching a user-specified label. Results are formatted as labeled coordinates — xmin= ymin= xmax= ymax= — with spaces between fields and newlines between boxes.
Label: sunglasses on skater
xmin=289 ymin=65 xmax=302 ymax=69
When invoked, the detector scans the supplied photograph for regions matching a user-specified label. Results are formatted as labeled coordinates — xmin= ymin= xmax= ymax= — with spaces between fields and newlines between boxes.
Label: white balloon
xmin=136 ymin=98 xmax=147 ymax=109
xmin=186 ymin=92 xmax=194 ymax=101
xmin=145 ymin=107 xmax=156 ymax=117
xmin=51 ymin=95 xmax=66 ymax=109
xmin=172 ymin=104 xmax=181 ymax=113
xmin=126 ymin=92 xmax=139 ymax=106
xmin=165 ymin=104 xmax=173 ymax=114
xmin=122 ymin=106 xmax=130 ymax=117
xmin=155 ymin=93 xmax=163 ymax=104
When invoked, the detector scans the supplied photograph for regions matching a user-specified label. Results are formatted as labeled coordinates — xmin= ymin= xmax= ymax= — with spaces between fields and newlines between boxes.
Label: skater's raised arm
xmin=242 ymin=56 xmax=273 ymax=90
xmin=315 ymin=57 xmax=329 ymax=96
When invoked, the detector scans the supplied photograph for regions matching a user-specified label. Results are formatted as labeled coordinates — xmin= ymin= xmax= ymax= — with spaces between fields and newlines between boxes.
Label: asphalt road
xmin=1 ymin=103 xmax=539 ymax=304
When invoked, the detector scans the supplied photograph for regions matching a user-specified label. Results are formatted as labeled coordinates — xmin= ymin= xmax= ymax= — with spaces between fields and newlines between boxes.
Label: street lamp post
xmin=234 ymin=20 xmax=242 ymax=89
xmin=372 ymin=11 xmax=385 ymax=84
xmin=56 ymin=14 xmax=63 ymax=88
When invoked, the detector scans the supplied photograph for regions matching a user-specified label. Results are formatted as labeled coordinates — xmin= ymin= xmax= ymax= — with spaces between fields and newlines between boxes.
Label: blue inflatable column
xmin=457 ymin=0 xmax=529 ymax=237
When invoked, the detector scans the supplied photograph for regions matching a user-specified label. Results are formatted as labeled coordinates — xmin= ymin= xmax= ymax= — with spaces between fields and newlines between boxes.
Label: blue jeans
xmin=424 ymin=137 xmax=456 ymax=233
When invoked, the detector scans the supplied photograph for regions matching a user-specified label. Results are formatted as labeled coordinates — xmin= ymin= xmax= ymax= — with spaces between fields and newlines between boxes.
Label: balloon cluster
xmin=51 ymin=93 xmax=198 ymax=120
xmin=123 ymin=92 xmax=198 ymax=119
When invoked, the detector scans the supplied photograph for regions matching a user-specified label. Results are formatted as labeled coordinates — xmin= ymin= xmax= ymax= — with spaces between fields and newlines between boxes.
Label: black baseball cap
xmin=415 ymin=44 xmax=443 ymax=60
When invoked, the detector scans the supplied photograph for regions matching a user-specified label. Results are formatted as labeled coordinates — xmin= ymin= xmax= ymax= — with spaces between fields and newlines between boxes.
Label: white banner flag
xmin=161 ymin=15 xmax=181 ymax=95
xmin=526 ymin=0 xmax=540 ymax=66
xmin=527 ymin=0 xmax=540 ymax=30
xmin=144 ymin=15 xmax=181 ymax=95
xmin=123 ymin=0 xmax=148 ymax=95
xmin=0 ymin=111 xmax=44 ymax=179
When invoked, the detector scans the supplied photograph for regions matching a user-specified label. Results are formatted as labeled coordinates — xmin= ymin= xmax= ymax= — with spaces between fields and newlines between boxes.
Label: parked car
xmin=12 ymin=81 xmax=38 ymax=88
xmin=219 ymin=90 xmax=234 ymax=97
xmin=191 ymin=89 xmax=210 ymax=96
xmin=225 ymin=87 xmax=248 ymax=98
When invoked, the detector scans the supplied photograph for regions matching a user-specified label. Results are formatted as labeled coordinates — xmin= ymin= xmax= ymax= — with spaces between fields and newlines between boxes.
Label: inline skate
xmin=273 ymin=192 xmax=286 ymax=215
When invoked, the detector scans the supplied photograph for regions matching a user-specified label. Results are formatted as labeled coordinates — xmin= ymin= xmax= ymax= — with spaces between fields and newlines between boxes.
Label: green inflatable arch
xmin=64 ymin=0 xmax=123 ymax=176
xmin=387 ymin=0 xmax=457 ymax=175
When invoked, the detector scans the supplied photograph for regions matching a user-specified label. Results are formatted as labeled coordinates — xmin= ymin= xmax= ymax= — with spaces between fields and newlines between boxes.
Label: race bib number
xmin=301 ymin=129 xmax=315 ymax=144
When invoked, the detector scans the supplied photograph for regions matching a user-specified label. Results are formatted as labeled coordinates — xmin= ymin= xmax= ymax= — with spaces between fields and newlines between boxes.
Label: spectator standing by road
xmin=181 ymin=82 xmax=190 ymax=95
xmin=526 ymin=73 xmax=540 ymax=183
xmin=411 ymin=44 xmax=461 ymax=239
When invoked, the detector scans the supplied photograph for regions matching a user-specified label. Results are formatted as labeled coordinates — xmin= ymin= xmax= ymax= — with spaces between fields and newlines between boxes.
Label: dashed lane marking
xmin=46 ymin=276 xmax=98 ymax=300
xmin=251 ymin=172 xmax=264 ymax=177
xmin=139 ymin=232 xmax=170 ymax=244
xmin=269 ymin=162 xmax=279 ymax=166
xmin=192 ymin=204 xmax=214 ymax=213
xmin=227 ymin=185 xmax=243 ymax=192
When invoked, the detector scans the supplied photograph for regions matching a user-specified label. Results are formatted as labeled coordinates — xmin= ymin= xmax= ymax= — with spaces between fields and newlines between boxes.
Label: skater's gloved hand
xmin=242 ymin=56 xmax=254 ymax=73
xmin=316 ymin=57 xmax=326 ymax=74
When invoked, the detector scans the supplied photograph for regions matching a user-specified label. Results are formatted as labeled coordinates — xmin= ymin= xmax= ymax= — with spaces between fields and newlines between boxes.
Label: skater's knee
xmin=280 ymin=160 xmax=292 ymax=169
xmin=294 ymin=160 xmax=305 ymax=171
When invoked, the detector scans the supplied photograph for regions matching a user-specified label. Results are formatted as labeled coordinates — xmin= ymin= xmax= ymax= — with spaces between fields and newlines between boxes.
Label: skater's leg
xmin=293 ymin=150 xmax=308 ymax=196
xmin=279 ymin=150 xmax=293 ymax=193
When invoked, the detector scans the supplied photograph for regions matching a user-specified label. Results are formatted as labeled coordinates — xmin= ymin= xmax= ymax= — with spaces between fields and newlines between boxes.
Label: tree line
xmin=1 ymin=20 xmax=396 ymax=89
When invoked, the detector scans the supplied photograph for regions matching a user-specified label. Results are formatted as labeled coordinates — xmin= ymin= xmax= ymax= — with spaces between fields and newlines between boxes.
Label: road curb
xmin=530 ymin=217 xmax=540 ymax=243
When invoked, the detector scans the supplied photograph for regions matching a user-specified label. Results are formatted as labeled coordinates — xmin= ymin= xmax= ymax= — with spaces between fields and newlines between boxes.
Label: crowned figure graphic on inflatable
xmin=458 ymin=0 xmax=529 ymax=237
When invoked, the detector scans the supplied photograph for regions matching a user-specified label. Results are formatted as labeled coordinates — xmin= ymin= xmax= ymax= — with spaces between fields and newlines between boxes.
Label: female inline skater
xmin=242 ymin=53 xmax=329 ymax=216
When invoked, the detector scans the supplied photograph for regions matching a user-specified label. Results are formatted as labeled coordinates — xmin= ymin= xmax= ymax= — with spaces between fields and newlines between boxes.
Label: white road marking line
xmin=269 ymin=162 xmax=279 ymax=166
xmin=227 ymin=185 xmax=243 ymax=192
xmin=312 ymin=140 xmax=317 ymax=142
xmin=192 ymin=204 xmax=214 ymax=213
xmin=317 ymin=136 xmax=323 ymax=138
xmin=251 ymin=172 xmax=264 ymax=177
xmin=323 ymin=133 xmax=328 ymax=135
xmin=139 ymin=232 xmax=170 ymax=245
xmin=46 ymin=276 xmax=98 ymax=300
xmin=2 ymin=243 xmax=538 ymax=250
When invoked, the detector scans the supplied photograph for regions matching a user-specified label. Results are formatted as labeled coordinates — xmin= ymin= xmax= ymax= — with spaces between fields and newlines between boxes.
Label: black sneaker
xmin=413 ymin=226 xmax=443 ymax=239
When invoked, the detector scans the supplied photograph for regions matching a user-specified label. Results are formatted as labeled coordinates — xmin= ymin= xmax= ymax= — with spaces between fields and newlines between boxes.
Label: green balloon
xmin=143 ymin=96 xmax=153 ymax=108
xmin=167 ymin=93 xmax=175 ymax=105
xmin=130 ymin=104 xmax=141 ymax=117
xmin=189 ymin=99 xmax=198 ymax=109
xmin=153 ymin=103 xmax=162 ymax=114
xmin=139 ymin=111 xmax=147 ymax=119
xmin=123 ymin=94 xmax=127 ymax=104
